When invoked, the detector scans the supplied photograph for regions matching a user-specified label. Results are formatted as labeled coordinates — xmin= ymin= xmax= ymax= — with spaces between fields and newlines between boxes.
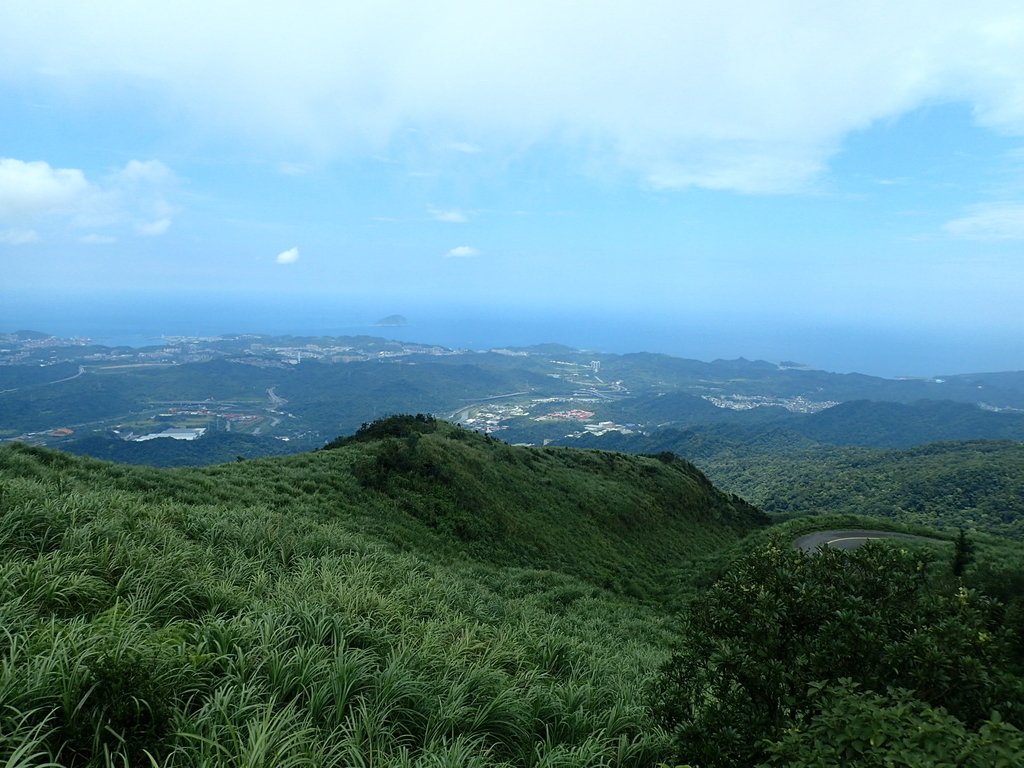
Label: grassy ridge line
xmin=0 ymin=421 xmax=766 ymax=766
xmin=61 ymin=432 xmax=301 ymax=467
xmin=6 ymin=419 xmax=766 ymax=600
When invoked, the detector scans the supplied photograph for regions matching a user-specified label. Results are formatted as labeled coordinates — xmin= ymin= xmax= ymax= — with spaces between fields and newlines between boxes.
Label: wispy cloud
xmin=444 ymin=245 xmax=479 ymax=258
xmin=944 ymin=202 xmax=1024 ymax=240
xmin=112 ymin=164 xmax=177 ymax=235
xmin=114 ymin=159 xmax=175 ymax=185
xmin=0 ymin=228 xmax=39 ymax=245
xmin=80 ymin=233 xmax=116 ymax=244
xmin=276 ymin=246 xmax=300 ymax=264
xmin=445 ymin=142 xmax=482 ymax=154
xmin=429 ymin=206 xmax=468 ymax=223
xmin=137 ymin=218 xmax=171 ymax=236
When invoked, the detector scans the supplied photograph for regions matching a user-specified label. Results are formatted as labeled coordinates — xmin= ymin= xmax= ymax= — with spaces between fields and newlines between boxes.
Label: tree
xmin=953 ymin=527 xmax=975 ymax=577
xmin=763 ymin=680 xmax=1024 ymax=767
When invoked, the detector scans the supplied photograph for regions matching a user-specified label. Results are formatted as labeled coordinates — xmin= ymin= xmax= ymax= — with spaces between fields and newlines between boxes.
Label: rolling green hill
xmin=709 ymin=439 xmax=1024 ymax=538
xmin=0 ymin=418 xmax=766 ymax=767
xmin=795 ymin=399 xmax=1024 ymax=448
xmin=3 ymin=416 xmax=1024 ymax=766
xmin=575 ymin=427 xmax=1024 ymax=538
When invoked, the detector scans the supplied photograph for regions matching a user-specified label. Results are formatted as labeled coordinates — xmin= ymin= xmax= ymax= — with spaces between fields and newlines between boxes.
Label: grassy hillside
xmin=0 ymin=418 xmax=766 ymax=767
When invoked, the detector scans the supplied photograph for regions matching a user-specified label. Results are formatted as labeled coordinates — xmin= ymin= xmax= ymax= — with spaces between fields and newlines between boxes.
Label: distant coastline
xmin=2 ymin=293 xmax=1021 ymax=378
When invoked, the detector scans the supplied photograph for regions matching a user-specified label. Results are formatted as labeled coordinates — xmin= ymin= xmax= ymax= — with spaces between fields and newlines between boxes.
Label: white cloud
xmin=276 ymin=246 xmax=300 ymax=264
xmin=0 ymin=228 xmax=40 ymax=245
xmin=429 ymin=207 xmax=468 ymax=223
xmin=80 ymin=233 xmax=116 ymax=244
xmin=445 ymin=245 xmax=479 ymax=258
xmin=114 ymin=159 xmax=175 ymax=186
xmin=944 ymin=202 xmax=1024 ymax=240
xmin=113 ymin=164 xmax=177 ymax=235
xmin=3 ymin=3 xmax=1024 ymax=192
xmin=0 ymin=156 xmax=178 ymax=240
xmin=137 ymin=218 xmax=171 ymax=236
xmin=0 ymin=158 xmax=91 ymax=218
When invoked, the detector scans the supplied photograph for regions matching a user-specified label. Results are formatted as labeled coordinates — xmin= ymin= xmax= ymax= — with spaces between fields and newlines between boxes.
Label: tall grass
xmin=0 ymin=438 xmax=698 ymax=766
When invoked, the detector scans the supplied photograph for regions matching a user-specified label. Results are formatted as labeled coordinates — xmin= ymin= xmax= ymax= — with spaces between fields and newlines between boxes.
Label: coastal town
xmin=5 ymin=328 xmax=973 ymax=457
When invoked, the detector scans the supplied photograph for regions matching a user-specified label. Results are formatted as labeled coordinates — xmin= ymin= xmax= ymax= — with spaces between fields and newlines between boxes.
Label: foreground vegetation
xmin=654 ymin=541 xmax=1024 ymax=766
xmin=0 ymin=419 xmax=760 ymax=766
xmin=2 ymin=416 xmax=1023 ymax=766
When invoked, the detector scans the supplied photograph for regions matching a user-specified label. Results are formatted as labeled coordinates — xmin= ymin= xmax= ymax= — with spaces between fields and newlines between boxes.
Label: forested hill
xmin=7 ymin=330 xmax=1024 ymax=465
xmin=574 ymin=426 xmax=1024 ymax=538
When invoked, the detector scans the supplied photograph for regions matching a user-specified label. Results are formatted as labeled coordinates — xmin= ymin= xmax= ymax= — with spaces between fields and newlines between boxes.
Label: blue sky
xmin=2 ymin=2 xmax=1024 ymax=373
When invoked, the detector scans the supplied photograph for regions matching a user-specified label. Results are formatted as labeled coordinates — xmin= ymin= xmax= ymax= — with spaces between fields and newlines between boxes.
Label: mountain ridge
xmin=2 ymin=416 xmax=767 ymax=601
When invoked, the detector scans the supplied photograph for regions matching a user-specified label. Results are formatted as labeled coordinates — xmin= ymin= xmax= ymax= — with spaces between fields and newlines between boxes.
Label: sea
xmin=2 ymin=293 xmax=1020 ymax=379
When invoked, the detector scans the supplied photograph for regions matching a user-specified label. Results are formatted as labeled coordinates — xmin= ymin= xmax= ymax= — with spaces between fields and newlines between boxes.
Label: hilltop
xmin=0 ymin=417 xmax=765 ymax=766
xmin=3 ymin=416 xmax=764 ymax=601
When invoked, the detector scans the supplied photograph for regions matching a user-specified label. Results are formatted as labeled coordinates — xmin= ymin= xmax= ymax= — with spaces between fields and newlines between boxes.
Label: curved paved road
xmin=794 ymin=529 xmax=947 ymax=553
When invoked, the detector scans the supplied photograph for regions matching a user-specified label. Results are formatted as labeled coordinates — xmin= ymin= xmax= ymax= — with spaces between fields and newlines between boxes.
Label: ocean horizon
xmin=2 ymin=293 xmax=1020 ymax=379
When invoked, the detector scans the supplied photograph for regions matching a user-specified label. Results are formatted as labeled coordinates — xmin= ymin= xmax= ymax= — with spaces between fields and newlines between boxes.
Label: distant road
xmin=448 ymin=391 xmax=530 ymax=422
xmin=51 ymin=365 xmax=87 ymax=384
xmin=467 ymin=391 xmax=530 ymax=403
xmin=794 ymin=529 xmax=947 ymax=552
xmin=0 ymin=365 xmax=86 ymax=394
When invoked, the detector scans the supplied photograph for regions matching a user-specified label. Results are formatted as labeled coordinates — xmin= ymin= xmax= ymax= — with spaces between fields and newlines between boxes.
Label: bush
xmin=323 ymin=414 xmax=438 ymax=449
xmin=650 ymin=540 xmax=1024 ymax=767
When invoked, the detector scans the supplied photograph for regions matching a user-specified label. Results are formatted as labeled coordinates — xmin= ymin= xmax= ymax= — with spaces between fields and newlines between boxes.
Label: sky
xmin=2 ymin=1 xmax=1024 ymax=374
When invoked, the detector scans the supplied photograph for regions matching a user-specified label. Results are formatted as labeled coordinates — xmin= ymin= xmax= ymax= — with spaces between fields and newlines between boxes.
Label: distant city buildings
xmin=701 ymin=393 xmax=838 ymax=413
xmin=534 ymin=409 xmax=595 ymax=422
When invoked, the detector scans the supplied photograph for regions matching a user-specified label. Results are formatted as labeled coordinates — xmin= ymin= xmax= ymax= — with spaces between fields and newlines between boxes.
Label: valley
xmin=5 ymin=330 xmax=1024 ymax=460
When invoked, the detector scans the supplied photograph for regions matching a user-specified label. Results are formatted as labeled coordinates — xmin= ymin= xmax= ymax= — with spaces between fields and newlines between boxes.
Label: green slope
xmin=574 ymin=427 xmax=1024 ymax=538
xmin=8 ymin=418 xmax=766 ymax=600
xmin=795 ymin=399 xmax=1024 ymax=447
xmin=0 ymin=418 xmax=766 ymax=767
